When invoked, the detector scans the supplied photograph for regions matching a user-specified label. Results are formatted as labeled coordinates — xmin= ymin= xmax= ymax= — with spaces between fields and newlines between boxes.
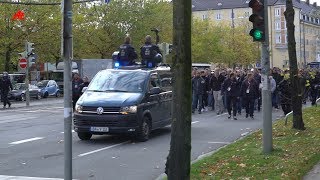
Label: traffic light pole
xmin=25 ymin=41 xmax=30 ymax=107
xmin=63 ymin=0 xmax=73 ymax=179
xmin=261 ymin=0 xmax=272 ymax=154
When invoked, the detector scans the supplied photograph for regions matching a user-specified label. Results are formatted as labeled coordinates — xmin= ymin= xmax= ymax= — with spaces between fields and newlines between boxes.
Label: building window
xmin=307 ymin=16 xmax=310 ymax=21
xmin=275 ymin=21 xmax=281 ymax=30
xmin=202 ymin=14 xmax=208 ymax=20
xmin=275 ymin=8 xmax=281 ymax=17
xmin=317 ymin=18 xmax=319 ymax=24
xmin=303 ymin=15 xmax=306 ymax=20
xmin=276 ymin=33 xmax=281 ymax=44
xmin=216 ymin=13 xmax=222 ymax=20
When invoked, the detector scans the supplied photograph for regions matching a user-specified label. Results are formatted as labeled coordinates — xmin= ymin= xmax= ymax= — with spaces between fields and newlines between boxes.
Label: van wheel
xmin=136 ymin=116 xmax=151 ymax=142
xmin=56 ymin=91 xmax=60 ymax=97
xmin=44 ymin=92 xmax=49 ymax=98
xmin=77 ymin=132 xmax=92 ymax=140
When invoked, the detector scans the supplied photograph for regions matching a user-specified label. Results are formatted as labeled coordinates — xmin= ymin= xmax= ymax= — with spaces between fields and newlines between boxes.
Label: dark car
xmin=9 ymin=83 xmax=42 ymax=101
xmin=73 ymin=66 xmax=172 ymax=142
xmin=37 ymin=80 xmax=61 ymax=98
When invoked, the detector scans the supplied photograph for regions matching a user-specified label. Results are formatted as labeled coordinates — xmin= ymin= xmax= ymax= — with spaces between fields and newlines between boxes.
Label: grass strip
xmin=191 ymin=106 xmax=320 ymax=179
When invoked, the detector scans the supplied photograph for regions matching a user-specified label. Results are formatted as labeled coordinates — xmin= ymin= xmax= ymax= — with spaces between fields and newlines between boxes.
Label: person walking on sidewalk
xmin=222 ymin=72 xmax=241 ymax=120
xmin=0 ymin=72 xmax=13 ymax=108
xmin=241 ymin=73 xmax=259 ymax=119
xmin=192 ymin=70 xmax=206 ymax=114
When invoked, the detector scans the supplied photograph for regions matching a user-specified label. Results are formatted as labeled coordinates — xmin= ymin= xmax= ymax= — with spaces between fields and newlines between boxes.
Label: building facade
xmin=192 ymin=0 xmax=320 ymax=69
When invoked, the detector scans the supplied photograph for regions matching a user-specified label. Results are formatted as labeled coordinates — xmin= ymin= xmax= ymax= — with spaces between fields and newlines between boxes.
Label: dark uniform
xmin=140 ymin=42 xmax=162 ymax=67
xmin=278 ymin=77 xmax=292 ymax=115
xmin=240 ymin=77 xmax=259 ymax=118
xmin=222 ymin=75 xmax=241 ymax=120
xmin=118 ymin=43 xmax=138 ymax=66
xmin=192 ymin=75 xmax=206 ymax=114
xmin=0 ymin=74 xmax=13 ymax=108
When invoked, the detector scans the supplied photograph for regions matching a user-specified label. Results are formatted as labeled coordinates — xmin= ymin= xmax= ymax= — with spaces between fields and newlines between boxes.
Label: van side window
xmin=159 ymin=71 xmax=172 ymax=91
xmin=149 ymin=73 xmax=161 ymax=90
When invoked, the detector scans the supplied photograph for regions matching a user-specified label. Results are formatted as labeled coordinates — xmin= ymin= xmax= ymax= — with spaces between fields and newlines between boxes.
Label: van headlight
xmin=75 ymin=104 xmax=83 ymax=113
xmin=120 ymin=106 xmax=137 ymax=114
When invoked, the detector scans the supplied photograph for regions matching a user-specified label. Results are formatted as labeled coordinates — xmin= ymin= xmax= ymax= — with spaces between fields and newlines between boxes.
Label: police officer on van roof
xmin=0 ymin=72 xmax=13 ymax=108
xmin=140 ymin=35 xmax=162 ymax=68
xmin=117 ymin=36 xmax=138 ymax=66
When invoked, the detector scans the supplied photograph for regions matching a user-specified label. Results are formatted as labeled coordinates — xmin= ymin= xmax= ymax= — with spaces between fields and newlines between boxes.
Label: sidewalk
xmin=304 ymin=163 xmax=320 ymax=180
xmin=0 ymin=97 xmax=63 ymax=110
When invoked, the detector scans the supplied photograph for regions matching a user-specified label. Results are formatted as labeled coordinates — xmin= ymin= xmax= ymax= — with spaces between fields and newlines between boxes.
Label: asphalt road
xmin=0 ymin=101 xmax=284 ymax=180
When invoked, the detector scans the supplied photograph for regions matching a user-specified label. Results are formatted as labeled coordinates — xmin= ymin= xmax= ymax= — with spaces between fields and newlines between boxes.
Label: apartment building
xmin=192 ymin=0 xmax=320 ymax=68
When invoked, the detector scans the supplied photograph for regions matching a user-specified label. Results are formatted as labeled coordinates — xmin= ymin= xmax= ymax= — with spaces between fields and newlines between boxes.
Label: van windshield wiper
xmin=104 ymin=89 xmax=130 ymax=92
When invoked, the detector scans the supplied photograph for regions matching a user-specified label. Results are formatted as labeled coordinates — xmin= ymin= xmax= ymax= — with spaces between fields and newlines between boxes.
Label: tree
xmin=165 ymin=0 xmax=192 ymax=179
xmin=284 ymin=0 xmax=305 ymax=130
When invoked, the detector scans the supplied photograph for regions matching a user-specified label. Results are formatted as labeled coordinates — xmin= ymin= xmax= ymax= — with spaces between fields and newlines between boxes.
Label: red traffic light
xmin=12 ymin=10 xmax=25 ymax=21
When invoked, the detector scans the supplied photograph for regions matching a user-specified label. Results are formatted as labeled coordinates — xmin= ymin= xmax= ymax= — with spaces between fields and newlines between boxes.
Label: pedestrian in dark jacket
xmin=192 ymin=71 xmax=206 ymax=114
xmin=278 ymin=73 xmax=292 ymax=115
xmin=210 ymin=69 xmax=225 ymax=114
xmin=0 ymin=72 xmax=13 ymax=108
xmin=72 ymin=73 xmax=84 ymax=109
xmin=222 ymin=73 xmax=241 ymax=120
xmin=241 ymin=73 xmax=259 ymax=119
xmin=118 ymin=36 xmax=138 ymax=66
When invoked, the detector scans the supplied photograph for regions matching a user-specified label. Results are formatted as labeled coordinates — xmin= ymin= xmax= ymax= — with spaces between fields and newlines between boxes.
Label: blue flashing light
xmin=147 ymin=62 xmax=153 ymax=68
xmin=114 ymin=62 xmax=120 ymax=68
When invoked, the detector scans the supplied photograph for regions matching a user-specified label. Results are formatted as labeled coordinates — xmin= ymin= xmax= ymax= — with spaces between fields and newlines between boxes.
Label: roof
xmin=192 ymin=0 xmax=318 ymax=15
xmin=192 ymin=0 xmax=277 ymax=11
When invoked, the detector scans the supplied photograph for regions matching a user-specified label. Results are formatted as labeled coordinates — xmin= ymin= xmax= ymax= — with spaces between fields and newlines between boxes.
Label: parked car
xmin=9 ymin=83 xmax=42 ymax=101
xmin=36 ymin=80 xmax=61 ymax=98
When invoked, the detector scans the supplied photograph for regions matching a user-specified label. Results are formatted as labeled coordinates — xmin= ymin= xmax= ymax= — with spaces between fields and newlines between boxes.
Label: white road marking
xmin=191 ymin=121 xmax=200 ymax=124
xmin=216 ymin=113 xmax=228 ymax=117
xmin=9 ymin=137 xmax=44 ymax=145
xmin=78 ymin=141 xmax=130 ymax=157
xmin=60 ymin=130 xmax=75 ymax=134
xmin=0 ymin=175 xmax=67 ymax=180
xmin=0 ymin=117 xmax=37 ymax=124
xmin=208 ymin=141 xmax=230 ymax=144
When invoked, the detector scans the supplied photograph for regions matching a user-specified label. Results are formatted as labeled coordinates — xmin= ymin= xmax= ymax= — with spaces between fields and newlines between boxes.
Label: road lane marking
xmin=0 ymin=175 xmax=68 ymax=180
xmin=0 ymin=117 xmax=37 ymax=124
xmin=9 ymin=137 xmax=44 ymax=145
xmin=191 ymin=121 xmax=200 ymax=124
xmin=78 ymin=141 xmax=129 ymax=157
xmin=217 ymin=113 xmax=228 ymax=117
xmin=60 ymin=130 xmax=75 ymax=134
xmin=208 ymin=141 xmax=230 ymax=144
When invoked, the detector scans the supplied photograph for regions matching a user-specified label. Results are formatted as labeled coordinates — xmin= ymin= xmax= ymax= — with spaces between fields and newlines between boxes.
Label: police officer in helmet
xmin=0 ymin=72 xmax=13 ymax=108
xmin=117 ymin=36 xmax=138 ymax=66
xmin=140 ymin=35 xmax=162 ymax=68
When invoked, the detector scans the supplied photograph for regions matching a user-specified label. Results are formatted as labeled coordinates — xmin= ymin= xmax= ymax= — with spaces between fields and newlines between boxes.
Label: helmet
xmin=154 ymin=53 xmax=163 ymax=63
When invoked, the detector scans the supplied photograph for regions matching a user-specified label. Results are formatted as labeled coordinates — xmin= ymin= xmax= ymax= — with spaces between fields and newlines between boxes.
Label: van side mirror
xmin=149 ymin=87 xmax=161 ymax=95
xmin=82 ymin=87 xmax=88 ymax=93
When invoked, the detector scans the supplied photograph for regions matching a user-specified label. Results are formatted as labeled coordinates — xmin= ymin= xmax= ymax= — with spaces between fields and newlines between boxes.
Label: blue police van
xmin=73 ymin=65 xmax=172 ymax=141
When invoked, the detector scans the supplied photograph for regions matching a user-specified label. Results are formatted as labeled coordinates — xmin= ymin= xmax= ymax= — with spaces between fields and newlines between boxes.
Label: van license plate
xmin=90 ymin=127 xmax=109 ymax=132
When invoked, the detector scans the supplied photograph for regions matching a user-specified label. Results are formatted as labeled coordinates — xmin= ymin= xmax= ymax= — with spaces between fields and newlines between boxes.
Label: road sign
xmin=19 ymin=58 xmax=27 ymax=69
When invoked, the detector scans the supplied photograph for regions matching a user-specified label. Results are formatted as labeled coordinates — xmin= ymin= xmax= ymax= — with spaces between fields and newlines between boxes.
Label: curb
xmin=154 ymin=130 xmax=257 ymax=180
xmin=0 ymin=99 xmax=63 ymax=111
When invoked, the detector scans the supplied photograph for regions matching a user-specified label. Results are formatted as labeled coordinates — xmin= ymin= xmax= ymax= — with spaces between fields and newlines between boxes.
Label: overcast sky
xmin=310 ymin=0 xmax=320 ymax=4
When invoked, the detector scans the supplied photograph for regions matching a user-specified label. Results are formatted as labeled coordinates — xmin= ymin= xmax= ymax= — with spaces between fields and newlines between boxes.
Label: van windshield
xmin=88 ymin=70 xmax=147 ymax=93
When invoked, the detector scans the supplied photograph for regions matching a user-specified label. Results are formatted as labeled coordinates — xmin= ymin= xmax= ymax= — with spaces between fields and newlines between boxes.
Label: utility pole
xmin=62 ymin=0 xmax=73 ymax=179
xmin=25 ymin=41 xmax=30 ymax=106
xmin=261 ymin=0 xmax=272 ymax=154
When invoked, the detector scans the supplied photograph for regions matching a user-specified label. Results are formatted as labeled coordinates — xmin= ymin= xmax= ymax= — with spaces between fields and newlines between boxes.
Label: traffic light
xmin=27 ymin=42 xmax=35 ymax=56
xmin=18 ymin=51 xmax=27 ymax=59
xmin=248 ymin=0 xmax=265 ymax=42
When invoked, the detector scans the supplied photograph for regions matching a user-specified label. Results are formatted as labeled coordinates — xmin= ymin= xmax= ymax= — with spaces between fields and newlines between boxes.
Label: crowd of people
xmin=191 ymin=67 xmax=320 ymax=120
